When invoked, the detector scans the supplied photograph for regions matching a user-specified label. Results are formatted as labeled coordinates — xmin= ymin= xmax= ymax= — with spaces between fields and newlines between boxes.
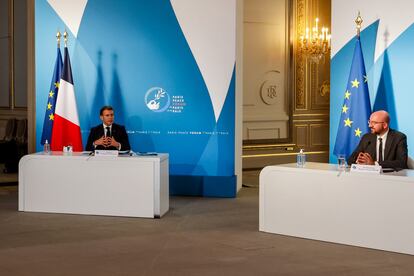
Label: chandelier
xmin=299 ymin=18 xmax=331 ymax=63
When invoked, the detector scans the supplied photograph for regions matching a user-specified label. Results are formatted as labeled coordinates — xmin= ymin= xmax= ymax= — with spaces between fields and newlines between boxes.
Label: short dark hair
xmin=100 ymin=105 xmax=113 ymax=115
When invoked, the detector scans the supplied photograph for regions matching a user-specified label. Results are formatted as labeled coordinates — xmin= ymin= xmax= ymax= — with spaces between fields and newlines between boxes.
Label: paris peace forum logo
xmin=145 ymin=87 xmax=171 ymax=112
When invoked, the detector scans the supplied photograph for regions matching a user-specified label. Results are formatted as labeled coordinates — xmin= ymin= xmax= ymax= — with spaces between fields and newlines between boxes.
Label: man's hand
xmin=94 ymin=136 xmax=106 ymax=147
xmin=356 ymin=152 xmax=375 ymax=165
xmin=106 ymin=136 xmax=120 ymax=149
xmin=94 ymin=136 xmax=120 ymax=149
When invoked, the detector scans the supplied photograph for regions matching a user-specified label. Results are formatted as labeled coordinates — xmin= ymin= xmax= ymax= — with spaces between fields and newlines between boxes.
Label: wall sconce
xmin=299 ymin=18 xmax=331 ymax=63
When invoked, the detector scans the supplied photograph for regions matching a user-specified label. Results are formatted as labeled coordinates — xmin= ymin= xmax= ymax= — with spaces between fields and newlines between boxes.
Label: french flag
xmin=51 ymin=46 xmax=83 ymax=151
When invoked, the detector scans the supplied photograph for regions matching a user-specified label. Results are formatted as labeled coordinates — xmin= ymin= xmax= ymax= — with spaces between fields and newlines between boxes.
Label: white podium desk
xmin=260 ymin=162 xmax=414 ymax=255
xmin=19 ymin=152 xmax=169 ymax=218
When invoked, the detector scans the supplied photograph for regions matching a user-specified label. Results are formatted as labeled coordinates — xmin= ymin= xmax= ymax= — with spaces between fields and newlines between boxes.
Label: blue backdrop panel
xmin=35 ymin=0 xmax=236 ymax=197
xmin=331 ymin=20 xmax=414 ymax=163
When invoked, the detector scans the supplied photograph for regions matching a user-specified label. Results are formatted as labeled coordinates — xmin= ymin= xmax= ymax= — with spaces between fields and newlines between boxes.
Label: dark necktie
xmin=105 ymin=126 xmax=111 ymax=137
xmin=378 ymin=137 xmax=383 ymax=162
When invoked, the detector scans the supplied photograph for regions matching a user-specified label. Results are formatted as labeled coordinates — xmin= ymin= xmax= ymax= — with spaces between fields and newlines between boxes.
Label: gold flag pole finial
xmin=355 ymin=11 xmax=363 ymax=37
xmin=63 ymin=30 xmax=68 ymax=47
xmin=56 ymin=30 xmax=61 ymax=48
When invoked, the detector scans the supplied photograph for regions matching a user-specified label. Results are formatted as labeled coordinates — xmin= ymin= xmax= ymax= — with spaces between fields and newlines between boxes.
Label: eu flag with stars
xmin=40 ymin=47 xmax=63 ymax=145
xmin=333 ymin=37 xmax=372 ymax=159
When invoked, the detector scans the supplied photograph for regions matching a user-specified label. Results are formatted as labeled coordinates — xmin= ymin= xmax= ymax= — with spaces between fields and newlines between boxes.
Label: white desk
xmin=260 ymin=162 xmax=414 ymax=255
xmin=19 ymin=152 xmax=169 ymax=218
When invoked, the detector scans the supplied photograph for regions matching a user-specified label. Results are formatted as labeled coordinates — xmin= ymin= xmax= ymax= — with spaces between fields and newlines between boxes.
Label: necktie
xmin=378 ymin=137 xmax=383 ymax=162
xmin=105 ymin=126 xmax=111 ymax=137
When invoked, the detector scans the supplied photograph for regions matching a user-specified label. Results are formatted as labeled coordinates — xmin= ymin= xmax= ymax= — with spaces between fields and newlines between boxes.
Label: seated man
xmin=86 ymin=105 xmax=131 ymax=151
xmin=348 ymin=110 xmax=408 ymax=170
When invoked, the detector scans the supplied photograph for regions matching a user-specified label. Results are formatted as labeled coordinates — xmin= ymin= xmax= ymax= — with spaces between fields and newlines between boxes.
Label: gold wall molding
xmin=295 ymin=0 xmax=306 ymax=109
xmin=292 ymin=113 xmax=328 ymax=117
xmin=244 ymin=143 xmax=296 ymax=149
xmin=242 ymin=150 xmax=327 ymax=158
xmin=319 ymin=80 xmax=330 ymax=97
xmin=293 ymin=119 xmax=327 ymax=123
xmin=9 ymin=0 xmax=14 ymax=109
xmin=310 ymin=62 xmax=318 ymax=103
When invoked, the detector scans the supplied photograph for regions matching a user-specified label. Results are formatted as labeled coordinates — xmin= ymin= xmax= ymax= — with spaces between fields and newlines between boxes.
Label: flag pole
xmin=333 ymin=11 xmax=372 ymax=159
xmin=63 ymin=30 xmax=68 ymax=47
xmin=56 ymin=30 xmax=61 ymax=48
xmin=355 ymin=11 xmax=363 ymax=37
xmin=51 ymin=28 xmax=83 ymax=151
xmin=40 ymin=31 xmax=64 ymax=146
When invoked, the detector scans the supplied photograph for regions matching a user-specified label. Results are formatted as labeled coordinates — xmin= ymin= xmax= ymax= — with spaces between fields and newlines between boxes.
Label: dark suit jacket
xmin=85 ymin=123 xmax=131 ymax=151
xmin=348 ymin=129 xmax=408 ymax=169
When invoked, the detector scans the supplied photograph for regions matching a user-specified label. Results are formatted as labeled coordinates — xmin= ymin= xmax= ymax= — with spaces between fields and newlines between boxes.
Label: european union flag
xmin=40 ymin=47 xmax=63 ymax=145
xmin=333 ymin=37 xmax=372 ymax=159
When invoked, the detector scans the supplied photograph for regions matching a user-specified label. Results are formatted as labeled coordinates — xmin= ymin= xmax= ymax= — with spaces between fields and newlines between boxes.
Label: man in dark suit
xmin=348 ymin=110 xmax=408 ymax=169
xmin=86 ymin=106 xmax=130 ymax=151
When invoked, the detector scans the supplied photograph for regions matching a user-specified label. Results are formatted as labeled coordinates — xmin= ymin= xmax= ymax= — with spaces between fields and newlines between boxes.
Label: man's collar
xmin=377 ymin=129 xmax=389 ymax=139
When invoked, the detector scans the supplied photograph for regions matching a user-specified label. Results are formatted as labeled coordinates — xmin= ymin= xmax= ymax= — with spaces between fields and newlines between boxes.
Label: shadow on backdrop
xmin=91 ymin=50 xmax=106 ymax=127
xmin=126 ymin=115 xmax=155 ymax=153
xmin=373 ymin=29 xmax=398 ymax=129
xmin=109 ymin=53 xmax=126 ymax=125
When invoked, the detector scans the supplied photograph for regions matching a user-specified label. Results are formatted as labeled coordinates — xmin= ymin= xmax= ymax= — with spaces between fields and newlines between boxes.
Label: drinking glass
xmin=63 ymin=145 xmax=73 ymax=154
xmin=337 ymin=154 xmax=347 ymax=170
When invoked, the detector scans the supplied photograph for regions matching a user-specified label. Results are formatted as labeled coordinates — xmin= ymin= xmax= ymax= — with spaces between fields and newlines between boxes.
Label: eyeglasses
xmin=368 ymin=120 xmax=384 ymax=125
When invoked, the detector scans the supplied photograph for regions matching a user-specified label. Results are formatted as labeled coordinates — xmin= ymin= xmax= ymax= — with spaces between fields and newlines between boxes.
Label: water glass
xmin=337 ymin=155 xmax=347 ymax=169
xmin=63 ymin=145 xmax=73 ymax=154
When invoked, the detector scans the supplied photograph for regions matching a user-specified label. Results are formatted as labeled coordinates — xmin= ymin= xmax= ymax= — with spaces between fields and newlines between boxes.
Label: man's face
xmin=100 ymin=109 xmax=114 ymax=126
xmin=368 ymin=113 xmax=387 ymax=135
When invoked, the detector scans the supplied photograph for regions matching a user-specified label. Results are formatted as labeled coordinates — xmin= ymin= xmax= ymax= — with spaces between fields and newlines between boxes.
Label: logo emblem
xmin=145 ymin=87 xmax=171 ymax=112
xmin=259 ymin=70 xmax=281 ymax=105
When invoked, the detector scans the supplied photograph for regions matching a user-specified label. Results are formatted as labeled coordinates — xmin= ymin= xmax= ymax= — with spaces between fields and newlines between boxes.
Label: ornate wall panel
xmin=246 ymin=126 xmax=281 ymax=140
xmin=0 ymin=0 xmax=11 ymax=108
xmin=295 ymin=124 xmax=308 ymax=147
xmin=292 ymin=0 xmax=330 ymax=157
xmin=0 ymin=0 xmax=28 ymax=149
xmin=242 ymin=0 xmax=290 ymax=142
xmin=310 ymin=123 xmax=329 ymax=146
xmin=0 ymin=0 xmax=28 ymax=110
